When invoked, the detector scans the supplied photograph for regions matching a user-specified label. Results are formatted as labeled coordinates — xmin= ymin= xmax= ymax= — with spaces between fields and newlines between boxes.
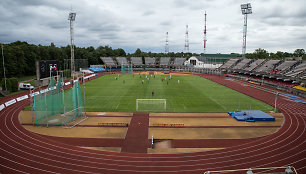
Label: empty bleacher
xmin=116 ymin=57 xmax=128 ymax=66
xmin=101 ymin=57 xmax=117 ymax=66
xmin=232 ymin=59 xmax=252 ymax=70
xmin=219 ymin=58 xmax=239 ymax=69
xmin=145 ymin=57 xmax=156 ymax=66
xmin=255 ymin=60 xmax=281 ymax=73
xmin=244 ymin=59 xmax=265 ymax=71
xmin=173 ymin=58 xmax=186 ymax=66
xmin=285 ymin=61 xmax=306 ymax=78
xmin=159 ymin=57 xmax=170 ymax=66
xmin=273 ymin=61 xmax=297 ymax=74
xmin=131 ymin=57 xmax=144 ymax=66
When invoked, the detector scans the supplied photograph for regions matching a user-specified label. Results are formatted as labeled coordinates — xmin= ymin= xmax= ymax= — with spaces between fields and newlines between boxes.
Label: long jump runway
xmin=0 ymin=73 xmax=305 ymax=173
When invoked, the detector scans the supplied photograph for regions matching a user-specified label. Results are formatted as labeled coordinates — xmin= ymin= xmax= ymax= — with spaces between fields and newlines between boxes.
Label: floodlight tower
xmin=68 ymin=12 xmax=76 ymax=77
xmin=241 ymin=3 xmax=252 ymax=58
xmin=203 ymin=11 xmax=207 ymax=54
xmin=184 ymin=25 xmax=189 ymax=53
xmin=165 ymin=32 xmax=169 ymax=54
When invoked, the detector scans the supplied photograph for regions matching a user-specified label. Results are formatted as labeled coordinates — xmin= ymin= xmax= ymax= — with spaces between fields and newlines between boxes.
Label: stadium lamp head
xmin=68 ymin=13 xmax=76 ymax=21
xmin=241 ymin=3 xmax=252 ymax=15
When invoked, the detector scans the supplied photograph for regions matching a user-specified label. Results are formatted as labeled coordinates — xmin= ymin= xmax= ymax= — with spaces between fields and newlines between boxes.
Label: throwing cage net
xmin=33 ymin=75 xmax=84 ymax=127
xmin=121 ymin=64 xmax=133 ymax=74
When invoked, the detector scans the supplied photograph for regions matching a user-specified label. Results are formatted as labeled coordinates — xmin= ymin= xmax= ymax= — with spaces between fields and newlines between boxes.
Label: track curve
xmin=0 ymin=74 xmax=305 ymax=173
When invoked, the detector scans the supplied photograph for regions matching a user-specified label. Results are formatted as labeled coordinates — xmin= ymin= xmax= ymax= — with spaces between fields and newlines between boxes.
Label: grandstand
xmin=244 ymin=59 xmax=265 ymax=71
xmin=131 ymin=57 xmax=144 ymax=66
xmin=159 ymin=57 xmax=170 ymax=66
xmin=232 ymin=58 xmax=252 ymax=70
xmin=144 ymin=57 xmax=156 ymax=66
xmin=101 ymin=57 xmax=117 ymax=67
xmin=173 ymin=58 xmax=186 ymax=67
xmin=254 ymin=59 xmax=281 ymax=73
xmin=273 ymin=60 xmax=297 ymax=74
xmin=219 ymin=58 xmax=240 ymax=69
xmin=116 ymin=57 xmax=128 ymax=66
xmin=285 ymin=61 xmax=306 ymax=78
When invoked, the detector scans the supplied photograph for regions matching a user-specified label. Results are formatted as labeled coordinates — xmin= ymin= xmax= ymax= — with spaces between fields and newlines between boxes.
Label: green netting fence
xmin=33 ymin=76 xmax=83 ymax=126
xmin=121 ymin=64 xmax=133 ymax=74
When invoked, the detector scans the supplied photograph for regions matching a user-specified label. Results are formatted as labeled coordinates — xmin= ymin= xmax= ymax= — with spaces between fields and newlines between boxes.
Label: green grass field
xmin=83 ymin=74 xmax=274 ymax=113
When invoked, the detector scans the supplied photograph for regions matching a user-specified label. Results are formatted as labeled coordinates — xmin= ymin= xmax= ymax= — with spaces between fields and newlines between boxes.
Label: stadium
xmin=0 ymin=55 xmax=305 ymax=174
xmin=0 ymin=1 xmax=306 ymax=173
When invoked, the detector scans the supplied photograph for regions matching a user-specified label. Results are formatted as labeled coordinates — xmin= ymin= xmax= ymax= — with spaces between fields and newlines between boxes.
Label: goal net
xmin=136 ymin=99 xmax=166 ymax=111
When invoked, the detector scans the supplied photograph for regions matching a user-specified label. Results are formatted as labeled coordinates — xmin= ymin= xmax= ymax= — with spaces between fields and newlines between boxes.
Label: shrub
xmin=63 ymin=69 xmax=71 ymax=78
xmin=9 ymin=77 xmax=18 ymax=92
xmin=1 ymin=78 xmax=11 ymax=91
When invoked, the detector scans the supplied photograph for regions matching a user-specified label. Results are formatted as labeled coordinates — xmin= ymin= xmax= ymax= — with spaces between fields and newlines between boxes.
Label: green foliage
xmin=1 ymin=78 xmax=11 ymax=91
xmin=63 ymin=69 xmax=71 ymax=78
xmin=0 ymin=41 xmax=304 ymax=81
xmin=9 ymin=77 xmax=18 ymax=92
xmin=294 ymin=49 xmax=305 ymax=57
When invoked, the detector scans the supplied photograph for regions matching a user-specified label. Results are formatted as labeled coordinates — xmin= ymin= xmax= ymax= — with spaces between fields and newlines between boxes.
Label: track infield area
xmin=21 ymin=73 xmax=280 ymax=154
xmin=20 ymin=111 xmax=283 ymax=154
xmin=83 ymin=74 xmax=274 ymax=113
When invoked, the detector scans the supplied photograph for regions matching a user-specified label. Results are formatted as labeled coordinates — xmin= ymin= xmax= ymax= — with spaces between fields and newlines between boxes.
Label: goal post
xmin=136 ymin=99 xmax=166 ymax=111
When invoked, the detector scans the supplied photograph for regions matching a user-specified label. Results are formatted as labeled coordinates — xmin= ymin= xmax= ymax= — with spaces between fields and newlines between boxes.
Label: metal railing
xmin=203 ymin=166 xmax=297 ymax=174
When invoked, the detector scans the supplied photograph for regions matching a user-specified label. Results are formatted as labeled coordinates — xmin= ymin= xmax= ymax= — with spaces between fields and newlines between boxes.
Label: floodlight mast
xmin=184 ymin=25 xmax=189 ymax=53
xmin=241 ymin=3 xmax=252 ymax=58
xmin=203 ymin=11 xmax=207 ymax=54
xmin=68 ymin=12 xmax=76 ymax=77
xmin=165 ymin=32 xmax=169 ymax=54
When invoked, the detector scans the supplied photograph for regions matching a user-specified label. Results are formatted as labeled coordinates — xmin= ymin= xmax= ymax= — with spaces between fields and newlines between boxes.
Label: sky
xmin=0 ymin=0 xmax=306 ymax=54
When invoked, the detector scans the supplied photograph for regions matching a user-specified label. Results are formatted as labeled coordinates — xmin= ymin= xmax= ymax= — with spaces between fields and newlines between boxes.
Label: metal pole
xmin=83 ymin=72 xmax=86 ymax=116
xmin=242 ymin=14 xmax=248 ymax=58
xmin=62 ymin=71 xmax=65 ymax=114
xmin=30 ymin=87 xmax=34 ymax=126
xmin=1 ymin=44 xmax=7 ymax=91
xmin=274 ymin=92 xmax=278 ymax=112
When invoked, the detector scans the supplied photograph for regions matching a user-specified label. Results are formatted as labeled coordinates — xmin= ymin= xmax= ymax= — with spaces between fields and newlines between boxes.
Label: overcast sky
xmin=1 ymin=0 xmax=305 ymax=54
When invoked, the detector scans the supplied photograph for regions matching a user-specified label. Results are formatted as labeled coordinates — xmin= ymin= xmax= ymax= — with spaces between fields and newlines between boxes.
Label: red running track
xmin=0 ymin=74 xmax=305 ymax=173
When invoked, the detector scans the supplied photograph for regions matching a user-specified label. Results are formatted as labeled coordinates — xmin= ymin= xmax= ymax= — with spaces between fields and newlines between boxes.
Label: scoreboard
xmin=39 ymin=60 xmax=58 ymax=79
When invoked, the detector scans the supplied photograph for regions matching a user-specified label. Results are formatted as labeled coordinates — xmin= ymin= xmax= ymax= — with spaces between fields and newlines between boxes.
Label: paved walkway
xmin=121 ymin=113 xmax=149 ymax=153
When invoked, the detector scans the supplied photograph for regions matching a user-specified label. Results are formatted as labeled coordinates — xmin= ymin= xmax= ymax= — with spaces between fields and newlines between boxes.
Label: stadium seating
xmin=173 ymin=58 xmax=186 ymax=66
xmin=285 ymin=61 xmax=306 ymax=78
xmin=273 ymin=61 xmax=297 ymax=74
xmin=232 ymin=59 xmax=252 ymax=70
xmin=131 ymin=57 xmax=144 ymax=66
xmin=243 ymin=59 xmax=265 ymax=71
xmin=116 ymin=57 xmax=128 ymax=66
xmin=101 ymin=57 xmax=117 ymax=66
xmin=145 ymin=57 xmax=156 ymax=66
xmin=159 ymin=57 xmax=170 ymax=66
xmin=254 ymin=60 xmax=281 ymax=73
xmin=219 ymin=58 xmax=239 ymax=69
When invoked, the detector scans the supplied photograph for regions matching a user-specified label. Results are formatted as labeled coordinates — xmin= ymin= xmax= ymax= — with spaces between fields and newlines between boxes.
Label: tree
xmin=253 ymin=48 xmax=269 ymax=59
xmin=134 ymin=48 xmax=142 ymax=57
xmin=294 ymin=49 xmax=305 ymax=57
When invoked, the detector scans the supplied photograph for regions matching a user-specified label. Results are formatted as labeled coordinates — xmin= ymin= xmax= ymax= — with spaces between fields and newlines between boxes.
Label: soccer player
xmin=152 ymin=90 xmax=154 ymax=96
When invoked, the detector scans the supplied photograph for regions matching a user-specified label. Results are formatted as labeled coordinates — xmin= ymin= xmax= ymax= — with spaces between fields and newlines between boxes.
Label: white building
xmin=184 ymin=56 xmax=223 ymax=69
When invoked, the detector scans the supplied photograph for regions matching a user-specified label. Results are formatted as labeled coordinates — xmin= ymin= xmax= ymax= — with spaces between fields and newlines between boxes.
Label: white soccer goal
xmin=136 ymin=99 xmax=166 ymax=111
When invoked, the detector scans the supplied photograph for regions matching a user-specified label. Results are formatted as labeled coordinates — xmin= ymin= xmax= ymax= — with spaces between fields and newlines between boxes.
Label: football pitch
xmin=83 ymin=74 xmax=274 ymax=113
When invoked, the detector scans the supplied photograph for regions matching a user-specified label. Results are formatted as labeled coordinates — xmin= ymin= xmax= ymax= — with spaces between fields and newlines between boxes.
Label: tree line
xmin=0 ymin=41 xmax=305 ymax=80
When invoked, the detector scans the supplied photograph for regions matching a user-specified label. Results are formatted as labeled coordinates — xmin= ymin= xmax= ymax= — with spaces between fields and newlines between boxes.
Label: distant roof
xmin=199 ymin=54 xmax=240 ymax=58
xmin=195 ymin=55 xmax=238 ymax=63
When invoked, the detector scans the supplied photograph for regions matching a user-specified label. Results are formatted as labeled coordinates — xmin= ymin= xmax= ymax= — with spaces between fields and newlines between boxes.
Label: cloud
xmin=0 ymin=0 xmax=305 ymax=54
